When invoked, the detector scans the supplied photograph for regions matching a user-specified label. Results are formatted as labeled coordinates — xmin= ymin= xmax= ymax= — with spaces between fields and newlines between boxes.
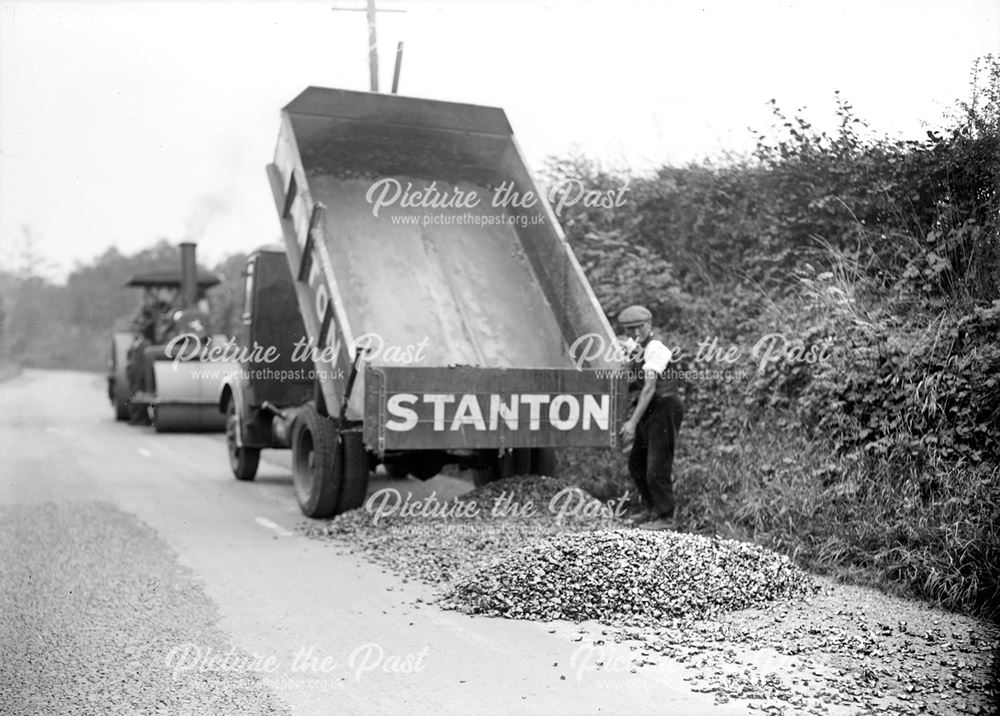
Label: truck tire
xmin=292 ymin=403 xmax=342 ymax=518
xmin=226 ymin=398 xmax=260 ymax=481
xmin=334 ymin=430 xmax=369 ymax=514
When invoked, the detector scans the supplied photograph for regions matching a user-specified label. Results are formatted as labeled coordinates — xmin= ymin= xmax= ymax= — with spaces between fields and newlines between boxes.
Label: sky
xmin=1 ymin=0 xmax=997 ymax=282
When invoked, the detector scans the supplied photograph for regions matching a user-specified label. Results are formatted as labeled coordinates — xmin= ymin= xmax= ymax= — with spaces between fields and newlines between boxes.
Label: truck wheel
xmin=530 ymin=448 xmax=558 ymax=477
xmin=226 ymin=398 xmax=260 ymax=481
xmin=335 ymin=430 xmax=369 ymax=513
xmin=291 ymin=403 xmax=342 ymax=518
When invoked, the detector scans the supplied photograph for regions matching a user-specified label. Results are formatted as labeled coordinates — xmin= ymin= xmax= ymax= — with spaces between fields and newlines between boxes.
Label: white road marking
xmin=137 ymin=448 xmax=152 ymax=458
xmin=254 ymin=517 xmax=294 ymax=537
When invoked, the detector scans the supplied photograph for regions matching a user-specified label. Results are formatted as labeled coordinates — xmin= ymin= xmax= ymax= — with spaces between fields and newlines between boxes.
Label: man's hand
xmin=620 ymin=419 xmax=636 ymax=447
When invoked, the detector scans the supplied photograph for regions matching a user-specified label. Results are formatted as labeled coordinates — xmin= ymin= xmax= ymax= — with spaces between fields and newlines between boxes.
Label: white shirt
xmin=641 ymin=338 xmax=672 ymax=374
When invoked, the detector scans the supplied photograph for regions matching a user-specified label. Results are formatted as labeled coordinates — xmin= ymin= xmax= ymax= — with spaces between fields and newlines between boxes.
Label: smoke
xmin=183 ymin=194 xmax=231 ymax=242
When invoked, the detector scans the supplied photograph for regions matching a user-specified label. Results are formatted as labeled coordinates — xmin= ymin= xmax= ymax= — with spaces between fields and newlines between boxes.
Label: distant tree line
xmin=0 ymin=239 xmax=247 ymax=371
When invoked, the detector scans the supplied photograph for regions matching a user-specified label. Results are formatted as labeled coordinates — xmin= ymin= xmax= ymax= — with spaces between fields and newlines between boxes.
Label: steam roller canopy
xmin=125 ymin=269 xmax=221 ymax=289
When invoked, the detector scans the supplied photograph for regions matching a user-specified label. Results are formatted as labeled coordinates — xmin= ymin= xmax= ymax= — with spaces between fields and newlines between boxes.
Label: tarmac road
xmin=0 ymin=369 xmax=751 ymax=715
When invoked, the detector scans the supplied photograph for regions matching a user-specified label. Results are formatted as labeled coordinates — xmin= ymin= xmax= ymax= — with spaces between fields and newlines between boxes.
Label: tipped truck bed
xmin=267 ymin=87 xmax=623 ymax=454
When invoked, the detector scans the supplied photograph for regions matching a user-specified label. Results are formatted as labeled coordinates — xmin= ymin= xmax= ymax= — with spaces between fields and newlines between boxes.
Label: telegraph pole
xmin=391 ymin=41 xmax=404 ymax=94
xmin=366 ymin=0 xmax=379 ymax=92
xmin=331 ymin=1 xmax=406 ymax=93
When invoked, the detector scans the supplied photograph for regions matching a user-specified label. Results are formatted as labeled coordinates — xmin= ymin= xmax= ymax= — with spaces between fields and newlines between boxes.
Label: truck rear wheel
xmin=226 ymin=398 xmax=260 ymax=481
xmin=334 ymin=430 xmax=369 ymax=514
xmin=292 ymin=403 xmax=342 ymax=518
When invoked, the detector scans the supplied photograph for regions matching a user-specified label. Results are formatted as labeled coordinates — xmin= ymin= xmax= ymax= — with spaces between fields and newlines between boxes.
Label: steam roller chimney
xmin=180 ymin=242 xmax=198 ymax=309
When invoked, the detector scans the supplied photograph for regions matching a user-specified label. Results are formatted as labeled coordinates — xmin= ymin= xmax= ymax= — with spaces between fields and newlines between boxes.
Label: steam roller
xmin=148 ymin=363 xmax=229 ymax=432
xmin=107 ymin=241 xmax=236 ymax=432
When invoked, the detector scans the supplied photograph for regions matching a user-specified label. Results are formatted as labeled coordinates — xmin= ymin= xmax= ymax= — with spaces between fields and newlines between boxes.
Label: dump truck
xmin=108 ymin=242 xmax=233 ymax=432
xmin=220 ymin=87 xmax=625 ymax=518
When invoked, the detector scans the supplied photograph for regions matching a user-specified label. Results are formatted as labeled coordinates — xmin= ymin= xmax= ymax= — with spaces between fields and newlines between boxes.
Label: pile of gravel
xmin=307 ymin=476 xmax=815 ymax=622
xmin=439 ymin=529 xmax=816 ymax=623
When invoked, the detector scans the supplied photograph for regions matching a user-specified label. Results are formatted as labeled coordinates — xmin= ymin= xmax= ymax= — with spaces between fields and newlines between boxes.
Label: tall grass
xmin=677 ymin=425 xmax=1000 ymax=618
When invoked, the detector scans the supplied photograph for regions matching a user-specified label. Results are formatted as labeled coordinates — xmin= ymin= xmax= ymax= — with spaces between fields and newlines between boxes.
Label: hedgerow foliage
xmin=554 ymin=56 xmax=1000 ymax=618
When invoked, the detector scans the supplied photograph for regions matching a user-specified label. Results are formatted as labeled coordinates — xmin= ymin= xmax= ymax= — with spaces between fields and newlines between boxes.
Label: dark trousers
xmin=628 ymin=395 xmax=684 ymax=519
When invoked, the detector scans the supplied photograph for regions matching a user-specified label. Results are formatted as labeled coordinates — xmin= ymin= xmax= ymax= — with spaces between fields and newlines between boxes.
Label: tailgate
xmin=363 ymin=366 xmax=626 ymax=454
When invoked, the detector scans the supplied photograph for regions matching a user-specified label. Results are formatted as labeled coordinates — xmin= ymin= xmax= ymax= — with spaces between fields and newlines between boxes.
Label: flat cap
xmin=616 ymin=305 xmax=652 ymax=325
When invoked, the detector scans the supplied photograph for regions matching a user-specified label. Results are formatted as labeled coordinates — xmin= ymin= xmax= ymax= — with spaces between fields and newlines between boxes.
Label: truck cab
xmin=219 ymin=246 xmax=314 ymax=478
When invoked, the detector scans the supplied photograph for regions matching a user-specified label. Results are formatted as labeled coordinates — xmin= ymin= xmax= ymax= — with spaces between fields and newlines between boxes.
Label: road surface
xmin=1 ymin=369 xmax=751 ymax=715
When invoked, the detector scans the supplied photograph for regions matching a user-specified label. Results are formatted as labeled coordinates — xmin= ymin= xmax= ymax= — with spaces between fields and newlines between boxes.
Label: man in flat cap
xmin=617 ymin=305 xmax=684 ymax=530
